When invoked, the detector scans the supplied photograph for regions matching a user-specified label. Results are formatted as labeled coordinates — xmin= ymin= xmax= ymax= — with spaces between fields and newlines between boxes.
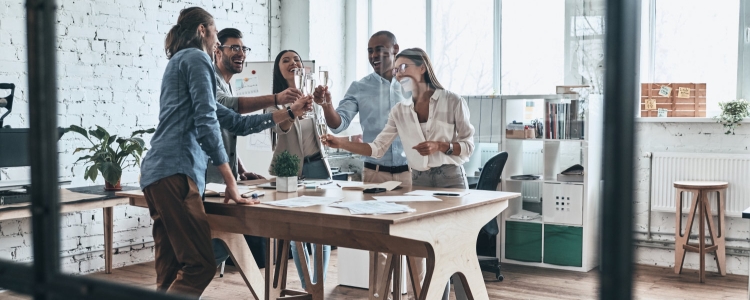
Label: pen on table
xmin=433 ymin=193 xmax=460 ymax=196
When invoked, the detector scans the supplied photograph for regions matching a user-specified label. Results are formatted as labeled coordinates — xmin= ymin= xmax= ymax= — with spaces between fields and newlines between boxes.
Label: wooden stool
xmin=674 ymin=181 xmax=728 ymax=282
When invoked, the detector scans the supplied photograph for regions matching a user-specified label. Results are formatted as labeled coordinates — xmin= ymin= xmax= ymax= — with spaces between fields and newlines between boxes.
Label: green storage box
xmin=505 ymin=221 xmax=542 ymax=262
xmin=543 ymin=224 xmax=583 ymax=267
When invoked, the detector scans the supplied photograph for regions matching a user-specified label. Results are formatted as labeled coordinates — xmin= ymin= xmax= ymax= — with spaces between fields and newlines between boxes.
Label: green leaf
xmin=131 ymin=128 xmax=156 ymax=137
xmin=74 ymin=155 xmax=93 ymax=164
xmin=72 ymin=147 xmax=92 ymax=154
xmin=86 ymin=165 xmax=99 ymax=182
xmin=107 ymin=135 xmax=118 ymax=146
xmin=99 ymin=161 xmax=122 ymax=186
xmin=63 ymin=125 xmax=89 ymax=139
xmin=271 ymin=150 xmax=300 ymax=177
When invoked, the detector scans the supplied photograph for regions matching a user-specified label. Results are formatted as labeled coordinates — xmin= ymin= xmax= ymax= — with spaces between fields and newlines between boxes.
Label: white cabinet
xmin=499 ymin=94 xmax=602 ymax=272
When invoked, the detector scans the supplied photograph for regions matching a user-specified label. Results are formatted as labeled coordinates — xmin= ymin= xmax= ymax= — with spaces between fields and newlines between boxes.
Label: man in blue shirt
xmin=314 ymin=30 xmax=423 ymax=295
xmin=315 ymin=31 xmax=411 ymax=186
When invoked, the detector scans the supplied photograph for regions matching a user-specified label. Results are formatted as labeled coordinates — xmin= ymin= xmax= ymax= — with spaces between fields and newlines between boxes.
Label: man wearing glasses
xmin=207 ymin=28 xmax=302 ymax=183
xmin=208 ymin=28 xmax=303 ymax=270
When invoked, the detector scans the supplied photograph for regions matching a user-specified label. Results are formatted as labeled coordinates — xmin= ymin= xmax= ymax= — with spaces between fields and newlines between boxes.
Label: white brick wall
xmin=0 ymin=0 xmax=280 ymax=274
xmin=634 ymin=121 xmax=750 ymax=275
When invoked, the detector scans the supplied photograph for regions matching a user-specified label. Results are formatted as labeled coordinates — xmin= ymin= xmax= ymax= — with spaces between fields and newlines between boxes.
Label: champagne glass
xmin=315 ymin=110 xmax=329 ymax=158
xmin=303 ymin=73 xmax=316 ymax=119
xmin=293 ymin=68 xmax=305 ymax=95
xmin=318 ymin=66 xmax=333 ymax=105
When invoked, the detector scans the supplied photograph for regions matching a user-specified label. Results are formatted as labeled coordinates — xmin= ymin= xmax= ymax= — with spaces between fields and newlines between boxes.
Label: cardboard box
xmin=506 ymin=129 xmax=535 ymax=139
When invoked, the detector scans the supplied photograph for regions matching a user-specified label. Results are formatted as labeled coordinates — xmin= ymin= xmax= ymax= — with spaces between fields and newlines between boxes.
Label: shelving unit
xmin=498 ymin=94 xmax=602 ymax=272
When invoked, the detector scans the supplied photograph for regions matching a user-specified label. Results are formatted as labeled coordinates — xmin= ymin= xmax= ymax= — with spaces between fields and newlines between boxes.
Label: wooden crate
xmin=640 ymin=83 xmax=706 ymax=117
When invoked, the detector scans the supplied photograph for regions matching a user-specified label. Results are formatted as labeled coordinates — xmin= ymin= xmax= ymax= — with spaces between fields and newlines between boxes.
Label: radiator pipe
xmin=645 ymin=152 xmax=653 ymax=241
xmin=633 ymin=239 xmax=750 ymax=256
xmin=633 ymin=230 xmax=750 ymax=243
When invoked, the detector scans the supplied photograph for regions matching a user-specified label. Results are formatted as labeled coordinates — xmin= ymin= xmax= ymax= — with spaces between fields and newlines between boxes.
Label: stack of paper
xmin=263 ymin=196 xmax=342 ymax=208
xmin=205 ymin=183 xmax=258 ymax=198
xmin=330 ymin=201 xmax=415 ymax=215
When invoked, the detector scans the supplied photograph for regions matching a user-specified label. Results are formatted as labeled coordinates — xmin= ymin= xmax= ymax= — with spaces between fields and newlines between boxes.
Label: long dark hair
xmin=395 ymin=48 xmax=444 ymax=90
xmin=272 ymin=50 xmax=302 ymax=94
xmin=164 ymin=7 xmax=214 ymax=59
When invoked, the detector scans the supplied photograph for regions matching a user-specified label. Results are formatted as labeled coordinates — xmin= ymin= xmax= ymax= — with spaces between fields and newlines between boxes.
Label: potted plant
xmin=62 ymin=125 xmax=155 ymax=190
xmin=271 ymin=150 xmax=300 ymax=193
xmin=715 ymin=99 xmax=750 ymax=135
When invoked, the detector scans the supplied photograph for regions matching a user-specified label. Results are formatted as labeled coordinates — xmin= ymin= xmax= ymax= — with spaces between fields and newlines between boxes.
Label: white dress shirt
xmin=367 ymin=89 xmax=475 ymax=171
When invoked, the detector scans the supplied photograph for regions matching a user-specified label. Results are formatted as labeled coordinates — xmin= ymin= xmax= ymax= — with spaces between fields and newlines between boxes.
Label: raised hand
xmin=313 ymin=86 xmax=331 ymax=105
xmin=277 ymin=87 xmax=303 ymax=106
xmin=290 ymin=95 xmax=314 ymax=117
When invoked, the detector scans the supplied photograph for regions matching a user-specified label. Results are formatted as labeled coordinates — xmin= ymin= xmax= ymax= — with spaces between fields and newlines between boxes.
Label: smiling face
xmin=278 ymin=51 xmax=303 ymax=83
xmin=367 ymin=35 xmax=398 ymax=79
xmin=200 ymin=22 xmax=219 ymax=57
xmin=217 ymin=37 xmax=246 ymax=74
xmin=393 ymin=57 xmax=425 ymax=84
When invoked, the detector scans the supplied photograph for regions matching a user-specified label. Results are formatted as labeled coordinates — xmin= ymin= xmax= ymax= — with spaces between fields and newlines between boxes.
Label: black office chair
xmin=475 ymin=152 xmax=508 ymax=281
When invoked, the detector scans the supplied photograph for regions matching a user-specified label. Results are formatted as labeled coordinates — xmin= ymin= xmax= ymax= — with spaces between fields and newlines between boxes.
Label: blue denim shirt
xmin=140 ymin=48 xmax=276 ymax=195
xmin=330 ymin=73 xmax=408 ymax=167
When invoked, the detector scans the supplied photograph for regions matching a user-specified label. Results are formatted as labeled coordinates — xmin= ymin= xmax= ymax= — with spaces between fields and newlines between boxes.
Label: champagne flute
xmin=315 ymin=111 xmax=329 ymax=157
xmin=318 ymin=66 xmax=333 ymax=105
xmin=303 ymin=73 xmax=316 ymax=119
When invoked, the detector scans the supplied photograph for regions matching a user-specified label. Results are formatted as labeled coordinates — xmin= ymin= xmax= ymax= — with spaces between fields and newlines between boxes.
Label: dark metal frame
xmin=3 ymin=0 xmax=641 ymax=299
xmin=600 ymin=0 xmax=641 ymax=299
xmin=0 ymin=1 xmax=188 ymax=299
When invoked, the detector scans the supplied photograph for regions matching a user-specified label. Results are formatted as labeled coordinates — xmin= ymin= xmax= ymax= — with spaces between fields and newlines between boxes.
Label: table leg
xmin=213 ymin=231 xmax=265 ymax=300
xmin=392 ymin=254 xmax=402 ymax=300
xmin=699 ymin=192 xmax=706 ymax=283
xmin=103 ymin=207 xmax=113 ymax=274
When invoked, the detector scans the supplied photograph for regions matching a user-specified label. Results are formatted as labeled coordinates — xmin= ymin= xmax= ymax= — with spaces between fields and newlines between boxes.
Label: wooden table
xmin=119 ymin=184 xmax=518 ymax=300
xmin=0 ymin=186 xmax=133 ymax=274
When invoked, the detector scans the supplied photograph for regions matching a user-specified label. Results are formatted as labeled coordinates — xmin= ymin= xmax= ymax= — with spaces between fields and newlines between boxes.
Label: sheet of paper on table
xmin=330 ymin=201 xmax=415 ymax=215
xmin=263 ymin=196 xmax=342 ymax=208
xmin=372 ymin=195 xmax=441 ymax=202
xmin=204 ymin=183 xmax=255 ymax=197
xmin=338 ymin=181 xmax=401 ymax=191
xmin=405 ymin=190 xmax=470 ymax=197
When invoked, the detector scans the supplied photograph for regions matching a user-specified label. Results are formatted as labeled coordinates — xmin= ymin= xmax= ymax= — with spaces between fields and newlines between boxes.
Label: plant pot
xmin=276 ymin=177 xmax=298 ymax=193
xmin=104 ymin=180 xmax=122 ymax=191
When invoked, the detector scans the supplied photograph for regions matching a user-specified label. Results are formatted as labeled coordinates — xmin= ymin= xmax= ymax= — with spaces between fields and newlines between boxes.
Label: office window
xmin=642 ymin=0 xmax=739 ymax=116
xmin=370 ymin=0 xmax=427 ymax=50
xmin=501 ymin=0 xmax=565 ymax=95
xmin=430 ymin=0 xmax=494 ymax=95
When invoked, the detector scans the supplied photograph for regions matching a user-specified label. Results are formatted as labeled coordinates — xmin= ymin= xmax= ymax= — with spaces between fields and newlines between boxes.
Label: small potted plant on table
xmin=271 ymin=150 xmax=300 ymax=193
xmin=62 ymin=125 xmax=154 ymax=190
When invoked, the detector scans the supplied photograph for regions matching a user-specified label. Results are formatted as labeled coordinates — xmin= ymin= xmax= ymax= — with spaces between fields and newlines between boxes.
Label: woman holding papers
xmin=322 ymin=47 xmax=474 ymax=300
xmin=265 ymin=49 xmax=331 ymax=291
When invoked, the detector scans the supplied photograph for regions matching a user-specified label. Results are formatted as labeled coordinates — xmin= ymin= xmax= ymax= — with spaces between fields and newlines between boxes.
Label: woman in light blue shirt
xmin=138 ymin=7 xmax=310 ymax=297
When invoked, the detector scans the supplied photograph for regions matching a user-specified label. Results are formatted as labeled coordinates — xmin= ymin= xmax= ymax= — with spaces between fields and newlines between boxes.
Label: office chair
xmin=475 ymin=152 xmax=508 ymax=281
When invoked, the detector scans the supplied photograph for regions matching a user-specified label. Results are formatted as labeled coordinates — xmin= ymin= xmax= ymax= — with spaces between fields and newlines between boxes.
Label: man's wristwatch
xmin=445 ymin=142 xmax=454 ymax=155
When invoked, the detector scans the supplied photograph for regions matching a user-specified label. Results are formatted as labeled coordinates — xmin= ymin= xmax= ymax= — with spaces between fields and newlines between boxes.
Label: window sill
xmin=635 ymin=117 xmax=721 ymax=123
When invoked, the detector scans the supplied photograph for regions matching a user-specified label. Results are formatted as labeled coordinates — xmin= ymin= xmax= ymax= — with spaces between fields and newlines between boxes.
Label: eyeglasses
xmin=391 ymin=63 xmax=416 ymax=76
xmin=219 ymin=45 xmax=251 ymax=55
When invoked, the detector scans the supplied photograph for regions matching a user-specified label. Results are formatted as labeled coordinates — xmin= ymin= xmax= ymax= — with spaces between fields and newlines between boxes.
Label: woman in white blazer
xmin=322 ymin=47 xmax=474 ymax=300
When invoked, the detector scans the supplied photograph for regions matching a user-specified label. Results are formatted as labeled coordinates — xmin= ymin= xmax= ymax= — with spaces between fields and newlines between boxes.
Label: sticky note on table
xmin=658 ymin=86 xmax=672 ymax=96
xmin=645 ymin=99 xmax=657 ymax=110
xmin=677 ymin=87 xmax=690 ymax=98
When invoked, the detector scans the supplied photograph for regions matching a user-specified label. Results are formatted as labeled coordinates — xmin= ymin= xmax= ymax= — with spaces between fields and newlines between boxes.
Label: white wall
xmin=634 ymin=121 xmax=750 ymax=275
xmin=0 ymin=0 xmax=278 ymax=274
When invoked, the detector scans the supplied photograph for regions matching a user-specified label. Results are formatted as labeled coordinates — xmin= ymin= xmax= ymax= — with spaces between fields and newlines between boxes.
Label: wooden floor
xmin=1 ymin=249 xmax=747 ymax=299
